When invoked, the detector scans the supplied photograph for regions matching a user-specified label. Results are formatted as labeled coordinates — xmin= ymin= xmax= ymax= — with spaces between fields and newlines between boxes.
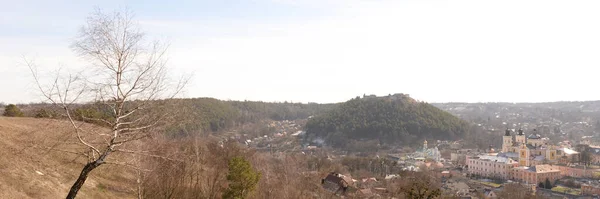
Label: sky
xmin=1 ymin=0 xmax=600 ymax=104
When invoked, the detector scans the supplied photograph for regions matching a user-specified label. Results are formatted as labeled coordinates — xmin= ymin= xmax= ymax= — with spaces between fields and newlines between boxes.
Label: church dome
xmin=528 ymin=134 xmax=541 ymax=139
xmin=528 ymin=129 xmax=541 ymax=139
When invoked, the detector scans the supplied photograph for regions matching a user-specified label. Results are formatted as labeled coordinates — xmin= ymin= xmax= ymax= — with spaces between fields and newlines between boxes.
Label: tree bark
xmin=66 ymin=151 xmax=110 ymax=199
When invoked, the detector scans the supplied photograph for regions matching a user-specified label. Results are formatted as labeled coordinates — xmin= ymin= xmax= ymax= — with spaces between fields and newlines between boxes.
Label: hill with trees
xmin=304 ymin=94 xmax=471 ymax=148
xmin=16 ymin=98 xmax=337 ymax=137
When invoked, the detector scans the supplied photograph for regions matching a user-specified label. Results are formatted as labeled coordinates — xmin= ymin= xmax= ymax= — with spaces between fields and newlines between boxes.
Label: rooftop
xmin=514 ymin=164 xmax=560 ymax=173
xmin=475 ymin=155 xmax=516 ymax=164
xmin=527 ymin=134 xmax=542 ymax=139
xmin=562 ymin=148 xmax=580 ymax=155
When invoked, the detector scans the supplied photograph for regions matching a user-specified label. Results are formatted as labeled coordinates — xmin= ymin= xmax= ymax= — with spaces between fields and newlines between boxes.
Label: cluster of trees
xmin=160 ymin=98 xmax=336 ymax=137
xmin=228 ymin=101 xmax=336 ymax=122
xmin=305 ymin=96 xmax=471 ymax=148
xmin=538 ymin=178 xmax=554 ymax=189
xmin=495 ymin=183 xmax=541 ymax=199
xmin=390 ymin=172 xmax=441 ymax=199
xmin=137 ymin=138 xmax=331 ymax=199
xmin=3 ymin=104 xmax=24 ymax=117
xmin=16 ymin=98 xmax=336 ymax=138
xmin=340 ymin=156 xmax=403 ymax=178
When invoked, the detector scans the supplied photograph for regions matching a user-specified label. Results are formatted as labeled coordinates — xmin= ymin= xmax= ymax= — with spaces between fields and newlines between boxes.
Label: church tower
xmin=546 ymin=146 xmax=558 ymax=162
xmin=519 ymin=144 xmax=529 ymax=166
xmin=423 ymin=140 xmax=428 ymax=150
xmin=502 ymin=129 xmax=513 ymax=153
xmin=515 ymin=128 xmax=526 ymax=145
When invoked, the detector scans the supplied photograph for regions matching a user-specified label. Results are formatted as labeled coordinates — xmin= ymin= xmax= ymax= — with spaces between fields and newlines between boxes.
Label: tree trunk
xmin=66 ymin=150 xmax=110 ymax=199
xmin=66 ymin=161 xmax=102 ymax=199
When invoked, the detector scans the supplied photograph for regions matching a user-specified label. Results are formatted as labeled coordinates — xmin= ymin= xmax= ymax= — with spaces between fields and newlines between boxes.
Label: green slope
xmin=304 ymin=94 xmax=470 ymax=147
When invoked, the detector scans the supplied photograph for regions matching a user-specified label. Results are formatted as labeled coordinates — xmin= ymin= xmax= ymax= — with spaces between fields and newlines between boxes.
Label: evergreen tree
xmin=544 ymin=178 xmax=552 ymax=189
xmin=3 ymin=104 xmax=23 ymax=117
xmin=223 ymin=156 xmax=261 ymax=199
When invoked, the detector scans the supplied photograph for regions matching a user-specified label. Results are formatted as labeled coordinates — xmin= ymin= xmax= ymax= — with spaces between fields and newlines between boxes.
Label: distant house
xmin=362 ymin=177 xmax=378 ymax=183
xmin=581 ymin=183 xmax=600 ymax=196
xmin=321 ymin=172 xmax=349 ymax=195
xmin=441 ymin=170 xmax=451 ymax=178
xmin=483 ymin=189 xmax=497 ymax=198
xmin=384 ymin=174 xmax=399 ymax=180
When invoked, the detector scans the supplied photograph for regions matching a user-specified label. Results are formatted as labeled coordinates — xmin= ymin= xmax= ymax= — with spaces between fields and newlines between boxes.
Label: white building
xmin=467 ymin=155 xmax=519 ymax=179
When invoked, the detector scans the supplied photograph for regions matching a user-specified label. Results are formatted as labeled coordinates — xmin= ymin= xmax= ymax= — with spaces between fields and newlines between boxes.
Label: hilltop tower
xmin=502 ymin=129 xmax=513 ymax=153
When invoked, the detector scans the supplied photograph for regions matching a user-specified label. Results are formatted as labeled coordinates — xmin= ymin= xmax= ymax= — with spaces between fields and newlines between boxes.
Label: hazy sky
xmin=1 ymin=0 xmax=599 ymax=104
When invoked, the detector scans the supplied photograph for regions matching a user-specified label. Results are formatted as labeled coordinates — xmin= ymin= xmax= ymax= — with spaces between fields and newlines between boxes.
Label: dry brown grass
xmin=0 ymin=116 xmax=136 ymax=199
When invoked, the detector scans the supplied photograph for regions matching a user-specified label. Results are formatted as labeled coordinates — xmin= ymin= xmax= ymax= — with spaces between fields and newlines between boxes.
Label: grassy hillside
xmin=305 ymin=94 xmax=471 ymax=148
xmin=0 ymin=117 xmax=135 ymax=199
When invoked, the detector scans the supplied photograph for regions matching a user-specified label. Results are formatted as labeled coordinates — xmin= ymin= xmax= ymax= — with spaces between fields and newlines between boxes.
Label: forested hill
xmin=16 ymin=98 xmax=337 ymax=136
xmin=304 ymin=94 xmax=471 ymax=147
xmin=164 ymin=98 xmax=336 ymax=136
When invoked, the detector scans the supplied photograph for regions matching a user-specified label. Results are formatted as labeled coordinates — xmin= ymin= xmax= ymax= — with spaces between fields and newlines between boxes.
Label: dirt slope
xmin=0 ymin=117 xmax=136 ymax=199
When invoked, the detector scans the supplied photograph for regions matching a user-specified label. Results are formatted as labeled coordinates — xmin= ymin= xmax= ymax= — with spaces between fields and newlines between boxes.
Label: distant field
xmin=0 ymin=117 xmax=135 ymax=199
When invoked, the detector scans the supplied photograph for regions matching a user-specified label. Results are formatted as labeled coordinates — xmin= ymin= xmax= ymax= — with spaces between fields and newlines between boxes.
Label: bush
xmin=34 ymin=108 xmax=57 ymax=118
xmin=3 ymin=104 xmax=24 ymax=117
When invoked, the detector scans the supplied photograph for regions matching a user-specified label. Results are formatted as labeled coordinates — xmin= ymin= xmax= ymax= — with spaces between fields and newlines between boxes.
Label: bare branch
xmin=114 ymin=149 xmax=182 ymax=162
xmin=105 ymin=161 xmax=151 ymax=172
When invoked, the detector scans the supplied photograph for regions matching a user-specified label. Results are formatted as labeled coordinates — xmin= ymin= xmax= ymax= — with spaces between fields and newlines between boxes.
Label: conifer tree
xmin=223 ymin=156 xmax=261 ymax=199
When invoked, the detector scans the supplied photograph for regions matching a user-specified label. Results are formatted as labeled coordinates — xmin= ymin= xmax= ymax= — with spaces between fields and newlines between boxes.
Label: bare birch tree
xmin=28 ymin=8 xmax=186 ymax=199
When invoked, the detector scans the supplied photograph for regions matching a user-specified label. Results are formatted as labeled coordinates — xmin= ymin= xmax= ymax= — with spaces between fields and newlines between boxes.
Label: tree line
xmin=8 ymin=98 xmax=337 ymax=137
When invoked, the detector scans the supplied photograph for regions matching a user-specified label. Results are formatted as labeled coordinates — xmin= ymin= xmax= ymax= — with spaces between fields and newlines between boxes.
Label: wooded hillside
xmin=304 ymin=95 xmax=471 ymax=147
xmin=17 ymin=98 xmax=337 ymax=136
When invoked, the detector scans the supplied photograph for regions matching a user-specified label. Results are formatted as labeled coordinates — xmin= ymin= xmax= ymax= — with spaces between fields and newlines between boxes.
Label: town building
xmin=509 ymin=164 xmax=561 ymax=186
xmin=501 ymin=128 xmax=561 ymax=167
xmin=582 ymin=183 xmax=600 ymax=196
xmin=482 ymin=189 xmax=498 ymax=199
xmin=321 ymin=172 xmax=351 ymax=195
xmin=414 ymin=140 xmax=441 ymax=162
xmin=556 ymin=164 xmax=600 ymax=178
xmin=466 ymin=155 xmax=518 ymax=179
